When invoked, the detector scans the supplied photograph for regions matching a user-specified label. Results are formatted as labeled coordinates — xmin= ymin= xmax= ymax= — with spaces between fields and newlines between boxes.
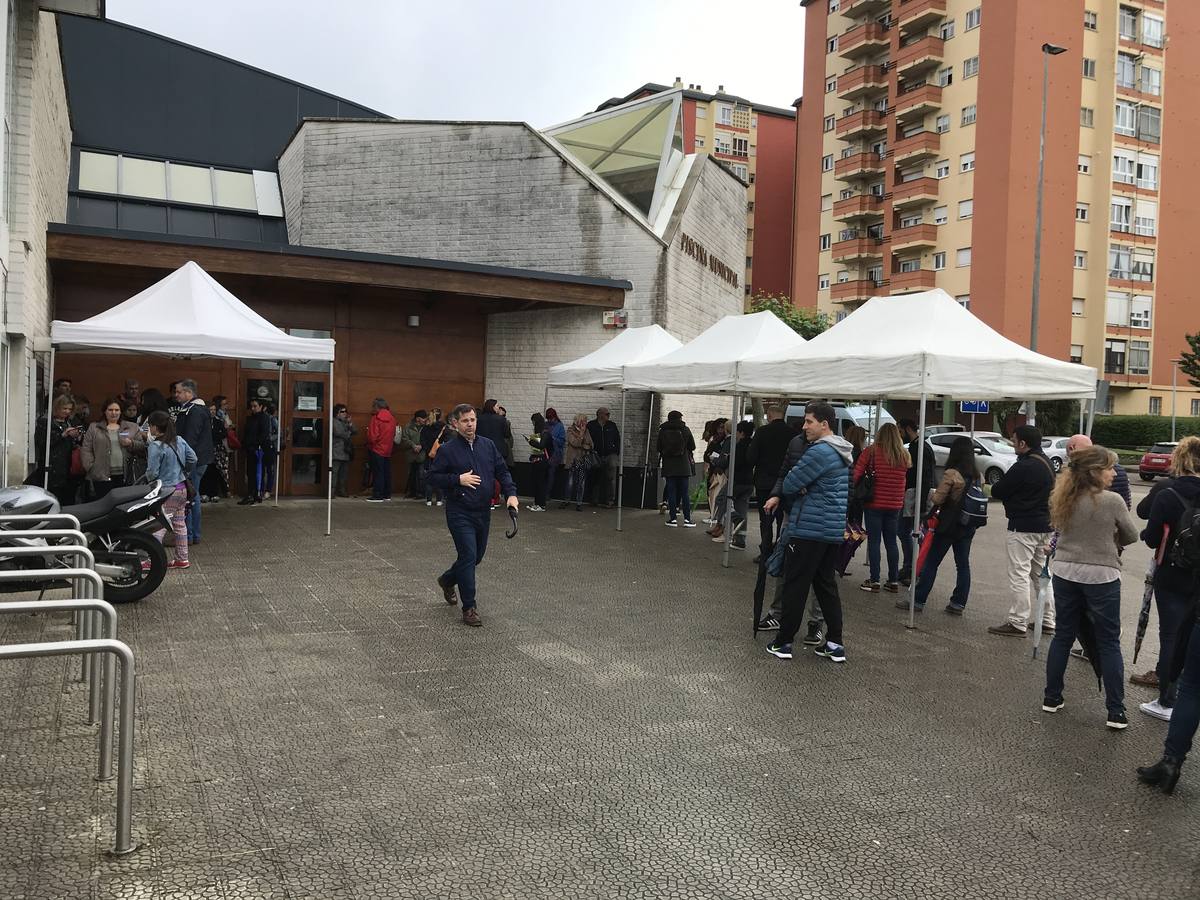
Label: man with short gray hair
xmin=587 ymin=407 xmax=621 ymax=507
xmin=174 ymin=379 xmax=214 ymax=543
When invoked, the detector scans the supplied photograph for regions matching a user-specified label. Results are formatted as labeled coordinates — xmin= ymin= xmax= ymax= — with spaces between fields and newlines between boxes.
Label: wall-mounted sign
xmin=678 ymin=232 xmax=739 ymax=289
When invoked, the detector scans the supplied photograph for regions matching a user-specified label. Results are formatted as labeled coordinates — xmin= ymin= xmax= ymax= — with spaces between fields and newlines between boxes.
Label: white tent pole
xmin=42 ymin=346 xmax=55 ymax=490
xmin=908 ymin=391 xmax=928 ymax=630
xmin=274 ymin=362 xmax=282 ymax=507
xmin=641 ymin=392 xmax=655 ymax=510
xmin=326 ymin=360 xmax=334 ymax=536
xmin=1086 ymin=396 xmax=1096 ymax=437
xmin=721 ymin=394 xmax=741 ymax=569
xmin=617 ymin=389 xmax=626 ymax=532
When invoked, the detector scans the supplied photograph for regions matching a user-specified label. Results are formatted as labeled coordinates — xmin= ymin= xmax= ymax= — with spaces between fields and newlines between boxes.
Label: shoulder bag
xmin=852 ymin=448 xmax=876 ymax=504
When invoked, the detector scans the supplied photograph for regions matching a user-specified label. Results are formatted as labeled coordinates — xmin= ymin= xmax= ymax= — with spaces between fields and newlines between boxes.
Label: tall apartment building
xmin=794 ymin=0 xmax=1199 ymax=417
xmin=597 ymin=80 xmax=797 ymax=298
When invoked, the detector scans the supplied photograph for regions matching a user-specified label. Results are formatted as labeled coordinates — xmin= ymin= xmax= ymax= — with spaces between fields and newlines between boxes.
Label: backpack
xmin=659 ymin=426 xmax=686 ymax=459
xmin=958 ymin=479 xmax=988 ymax=530
xmin=1167 ymin=488 xmax=1200 ymax=570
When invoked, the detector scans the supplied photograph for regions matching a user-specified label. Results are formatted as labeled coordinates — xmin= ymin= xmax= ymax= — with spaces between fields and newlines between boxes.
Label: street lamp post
xmin=1028 ymin=42 xmax=1068 ymax=428
xmin=1172 ymin=357 xmax=1182 ymax=441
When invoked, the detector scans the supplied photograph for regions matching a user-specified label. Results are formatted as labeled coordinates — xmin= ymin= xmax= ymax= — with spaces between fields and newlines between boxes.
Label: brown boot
xmin=1130 ymin=669 xmax=1159 ymax=688
xmin=437 ymin=574 xmax=457 ymax=605
xmin=462 ymin=607 xmax=482 ymax=627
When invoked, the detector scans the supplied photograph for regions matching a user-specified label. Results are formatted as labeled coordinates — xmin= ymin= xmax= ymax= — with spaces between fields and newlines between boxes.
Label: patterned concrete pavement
xmin=1 ymin=483 xmax=1197 ymax=899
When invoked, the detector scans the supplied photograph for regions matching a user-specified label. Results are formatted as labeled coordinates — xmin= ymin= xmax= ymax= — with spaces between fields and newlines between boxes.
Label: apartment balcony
xmin=831 ymin=231 xmax=886 ymax=262
xmin=890 ymin=222 xmax=938 ymax=251
xmin=831 ymin=278 xmax=887 ymax=303
xmin=897 ymin=0 xmax=947 ymax=34
xmin=835 ymin=151 xmax=887 ymax=181
xmin=838 ymin=22 xmax=890 ymax=61
xmin=841 ymin=0 xmax=891 ymax=17
xmin=837 ymin=65 xmax=890 ymax=101
xmin=892 ymin=130 xmax=940 ymax=164
xmin=835 ymin=109 xmax=888 ymax=140
xmin=894 ymin=83 xmax=942 ymax=121
xmin=833 ymin=193 xmax=885 ymax=222
xmin=889 ymin=268 xmax=938 ymax=293
xmin=895 ymin=35 xmax=944 ymax=76
xmin=891 ymin=176 xmax=939 ymax=208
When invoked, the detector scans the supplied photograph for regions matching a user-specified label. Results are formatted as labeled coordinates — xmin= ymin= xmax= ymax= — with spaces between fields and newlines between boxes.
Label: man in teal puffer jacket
xmin=768 ymin=403 xmax=854 ymax=664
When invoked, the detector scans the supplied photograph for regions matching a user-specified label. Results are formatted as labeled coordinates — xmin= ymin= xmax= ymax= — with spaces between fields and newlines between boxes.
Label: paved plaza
xmin=2 ymin=483 xmax=1198 ymax=899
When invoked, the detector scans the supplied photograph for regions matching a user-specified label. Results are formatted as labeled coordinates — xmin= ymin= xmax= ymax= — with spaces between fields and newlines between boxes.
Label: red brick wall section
xmin=683 ymin=97 xmax=696 ymax=152
xmin=749 ymin=111 xmax=797 ymax=297
xmin=790 ymin=2 xmax=828 ymax=309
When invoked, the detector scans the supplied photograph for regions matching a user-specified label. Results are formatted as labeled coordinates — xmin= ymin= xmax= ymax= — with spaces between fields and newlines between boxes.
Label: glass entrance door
xmin=287 ymin=374 xmax=327 ymax=496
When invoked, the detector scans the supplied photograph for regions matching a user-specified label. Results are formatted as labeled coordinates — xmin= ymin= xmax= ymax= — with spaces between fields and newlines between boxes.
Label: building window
xmin=1113 ymin=152 xmax=1136 ymax=184
xmin=695 ymin=105 xmax=707 ymax=119
xmin=935 ymin=160 xmax=950 ymax=179
xmin=730 ymin=163 xmax=748 ymax=180
xmin=840 ymin=188 xmax=856 ymax=201
xmin=1106 ymin=290 xmax=1132 ymax=326
xmin=1115 ymin=101 xmax=1137 ymax=136
xmin=749 ymin=173 xmax=755 ymax=184
xmin=1138 ymin=106 xmax=1162 ymax=144
xmin=1070 ymin=344 xmax=1084 ymax=364
xmin=958 ymin=198 xmax=973 ymax=219
xmin=1111 ymin=197 xmax=1132 ymax=232
xmin=964 ymin=56 xmax=980 ymax=79
xmin=1105 ymin=339 xmax=1127 ymax=374
xmin=1078 ymin=155 xmax=1090 ymax=175
xmin=826 ymin=76 xmax=837 ymax=94
xmin=1084 ymin=10 xmax=1097 ymax=31
xmin=748 ymin=201 xmax=755 ymax=213
xmin=819 ymin=273 xmax=831 ymax=290
xmin=1132 ymin=247 xmax=1155 ymax=282
xmin=933 ymin=205 xmax=948 ymax=224
xmin=824 ymin=115 xmax=835 ymax=132
xmin=820 ymin=233 xmax=831 ymax=250
xmin=899 ymin=258 xmax=921 ymax=273
xmin=1074 ymin=250 xmax=1087 ymax=269
xmin=900 ymin=213 xmax=923 ymax=227
xmin=960 ymin=152 xmax=975 ymax=173
xmin=935 ymin=114 xmax=950 ymax=134
xmin=1131 ymin=294 xmax=1152 ymax=329
xmin=1119 ymin=6 xmax=1138 ymax=41
xmin=733 ymin=137 xmax=749 ymax=157
xmin=956 ymin=295 xmax=971 ymax=309
xmin=1116 ymin=53 xmax=1137 ymax=89
xmin=746 ymin=256 xmax=752 ymax=268
xmin=1135 ymin=199 xmax=1157 ymax=236
xmin=1142 ymin=66 xmax=1162 ymax=97
xmin=822 ymin=154 xmax=834 ymax=172
xmin=1137 ymin=154 xmax=1159 ymax=190
xmin=827 ymin=35 xmax=839 ymax=53
xmin=1082 ymin=58 xmax=1096 ymax=79
xmin=867 ymin=265 xmax=883 ymax=283
xmin=76 ymin=150 xmax=265 ymax=212
xmin=1076 ymin=203 xmax=1089 ymax=221
xmin=835 ymin=310 xmax=849 ymax=323
xmin=1129 ymin=341 xmax=1151 ymax=376
xmin=940 ymin=19 xmax=955 ymax=40
xmin=933 ymin=251 xmax=946 ymax=270
xmin=1072 ymin=298 xmax=1085 ymax=317
xmin=837 ymin=270 xmax=850 ymax=283
xmin=937 ymin=67 xmax=953 ymax=88
xmin=695 ymin=136 xmax=705 ymax=149
xmin=1192 ymin=399 xmax=1200 ymax=417
xmin=828 ymin=0 xmax=839 ymax=11
xmin=965 ymin=7 xmax=981 ymax=30
xmin=1081 ymin=107 xmax=1094 ymax=128
xmin=1143 ymin=14 xmax=1165 ymax=49
xmin=956 ymin=247 xmax=972 ymax=267
xmin=821 ymin=193 xmax=832 ymax=211
xmin=1109 ymin=244 xmax=1131 ymax=279
xmin=961 ymin=105 xmax=977 ymax=126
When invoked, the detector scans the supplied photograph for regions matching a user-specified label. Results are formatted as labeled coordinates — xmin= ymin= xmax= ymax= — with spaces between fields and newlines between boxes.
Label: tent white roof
xmin=546 ymin=324 xmax=683 ymax=389
xmin=622 ymin=311 xmax=806 ymax=393
xmin=50 ymin=261 xmax=336 ymax=362
xmin=737 ymin=289 xmax=1096 ymax=400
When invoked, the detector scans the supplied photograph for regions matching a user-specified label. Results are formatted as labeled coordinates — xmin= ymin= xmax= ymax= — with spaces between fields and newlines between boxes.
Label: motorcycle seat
xmin=61 ymin=492 xmax=120 ymax=521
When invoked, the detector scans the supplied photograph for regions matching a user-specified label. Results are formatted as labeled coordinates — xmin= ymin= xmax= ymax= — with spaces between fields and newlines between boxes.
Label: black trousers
xmin=777 ymin=539 xmax=843 ymax=646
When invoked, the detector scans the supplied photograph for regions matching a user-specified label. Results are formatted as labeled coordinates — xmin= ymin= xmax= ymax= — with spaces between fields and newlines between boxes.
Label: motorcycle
xmin=0 ymin=481 xmax=173 ymax=604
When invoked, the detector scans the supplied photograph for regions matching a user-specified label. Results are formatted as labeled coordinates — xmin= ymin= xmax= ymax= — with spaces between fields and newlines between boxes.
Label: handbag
xmin=69 ymin=446 xmax=85 ymax=478
xmin=852 ymin=450 xmax=876 ymax=504
xmin=225 ymin=426 xmax=242 ymax=451
xmin=582 ymin=449 xmax=601 ymax=470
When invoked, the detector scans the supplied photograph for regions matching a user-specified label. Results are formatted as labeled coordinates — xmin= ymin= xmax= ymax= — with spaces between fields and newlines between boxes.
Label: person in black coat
xmin=239 ymin=399 xmax=271 ymax=504
xmin=747 ymin=404 xmax=794 ymax=553
xmin=897 ymin=417 xmax=936 ymax=584
xmin=657 ymin=411 xmax=696 ymax=526
xmin=33 ymin=395 xmax=83 ymax=507
xmin=586 ymin=407 xmax=621 ymax=507
xmin=173 ymin=379 xmax=214 ymax=543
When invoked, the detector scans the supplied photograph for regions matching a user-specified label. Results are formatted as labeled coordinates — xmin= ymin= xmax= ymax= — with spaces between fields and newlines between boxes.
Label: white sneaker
xmin=1139 ymin=699 xmax=1173 ymax=721
xmin=426 ymin=500 xmax=432 ymax=507
xmin=436 ymin=500 xmax=443 ymax=506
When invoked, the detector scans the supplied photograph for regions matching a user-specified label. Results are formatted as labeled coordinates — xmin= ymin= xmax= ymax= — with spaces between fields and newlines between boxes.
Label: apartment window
xmin=1109 ymin=245 xmax=1131 ymax=279
xmin=840 ymin=188 xmax=856 ymax=201
xmin=1119 ymin=6 xmax=1137 ymax=41
xmin=824 ymin=115 xmax=835 ymax=132
xmin=1111 ymin=197 xmax=1132 ymax=232
xmin=1137 ymin=154 xmax=1159 ymax=190
xmin=867 ymin=265 xmax=883 ymax=283
xmin=1082 ymin=58 xmax=1096 ymax=80
xmin=730 ymin=163 xmax=748 ymax=181
xmin=940 ymin=20 xmax=955 ymax=41
xmin=820 ymin=233 xmax=832 ymax=251
xmin=717 ymin=104 xmax=733 ymax=126
xmin=964 ymin=56 xmax=980 ymax=79
xmin=1116 ymin=54 xmax=1137 ymax=89
xmin=935 ymin=160 xmax=950 ymax=179
xmin=956 ymin=247 xmax=972 ymax=267
xmin=1113 ymin=151 xmax=1136 ymax=184
xmin=1072 ymin=298 xmax=1085 ymax=317
xmin=1138 ymin=106 xmax=1161 ymax=143
xmin=933 ymin=251 xmax=947 ymax=270
xmin=1105 ymin=339 xmax=1127 ymax=374
xmin=821 ymin=193 xmax=833 ymax=211
xmin=749 ymin=173 xmax=755 ymax=184
xmin=715 ymin=135 xmax=732 ymax=155
xmin=746 ymin=256 xmax=753 ymax=268
xmin=1142 ymin=66 xmax=1162 ymax=97
xmin=933 ymin=205 xmax=948 ymax=225
xmin=747 ymin=200 xmax=754 ymax=212
xmin=822 ymin=154 xmax=834 ymax=172
xmin=746 ymin=228 xmax=754 ymax=241
xmin=733 ymin=137 xmax=749 ymax=157
xmin=1115 ymin=101 xmax=1137 ymax=136
xmin=965 ymin=7 xmax=981 ymax=30
xmin=1106 ymin=290 xmax=1132 ymax=326
xmin=937 ymin=67 xmax=953 ymax=88
xmin=695 ymin=105 xmax=707 ymax=119
xmin=870 ymin=181 xmax=885 ymax=197
xmin=1132 ymin=247 xmax=1155 ymax=282
xmin=1077 ymin=155 xmax=1090 ymax=175
xmin=1143 ymin=14 xmax=1165 ymax=49
xmin=1083 ymin=10 xmax=1097 ymax=31
xmin=1129 ymin=341 xmax=1151 ymax=376
xmin=1135 ymin=199 xmax=1157 ymax=236
xmin=901 ymin=121 xmax=924 ymax=140
xmin=694 ymin=136 xmax=705 ymax=149
xmin=837 ymin=271 xmax=851 ymax=283
xmin=900 ymin=213 xmax=923 ymax=227
xmin=956 ymin=295 xmax=971 ymax=310
xmin=958 ymin=199 xmax=973 ymax=219
xmin=935 ymin=114 xmax=951 ymax=134
xmin=819 ymin=273 xmax=831 ymax=290
xmin=1131 ymin=294 xmax=1152 ymax=329
xmin=1149 ymin=396 xmax=1163 ymax=416
xmin=1076 ymin=203 xmax=1089 ymax=222
xmin=1070 ymin=344 xmax=1084 ymax=364
xmin=960 ymin=152 xmax=975 ymax=173
xmin=1074 ymin=250 xmax=1087 ymax=269
xmin=835 ymin=310 xmax=849 ymax=323
xmin=1192 ymin=399 xmax=1200 ymax=417
xmin=1081 ymin=107 xmax=1094 ymax=128
xmin=961 ymin=105 xmax=977 ymax=126
xmin=827 ymin=35 xmax=839 ymax=53
xmin=826 ymin=76 xmax=837 ymax=94
xmin=899 ymin=258 xmax=921 ymax=273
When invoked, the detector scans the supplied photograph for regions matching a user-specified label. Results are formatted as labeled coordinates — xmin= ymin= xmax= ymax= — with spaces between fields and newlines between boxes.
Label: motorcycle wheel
xmin=93 ymin=529 xmax=167 ymax=604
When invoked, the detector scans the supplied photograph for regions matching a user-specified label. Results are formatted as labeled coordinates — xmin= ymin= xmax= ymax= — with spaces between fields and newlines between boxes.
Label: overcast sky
xmin=106 ymin=0 xmax=806 ymax=125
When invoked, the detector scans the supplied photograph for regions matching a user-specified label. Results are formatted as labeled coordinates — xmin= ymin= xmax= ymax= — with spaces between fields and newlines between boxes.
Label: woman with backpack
xmin=852 ymin=421 xmax=909 ymax=593
xmin=144 ymin=410 xmax=196 ymax=570
xmin=902 ymin=436 xmax=984 ymax=615
xmin=1042 ymin=445 xmax=1139 ymax=731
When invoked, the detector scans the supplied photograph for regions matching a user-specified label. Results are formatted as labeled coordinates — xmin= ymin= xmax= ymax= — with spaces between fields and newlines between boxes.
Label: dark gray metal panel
xmin=70 ymin=196 xmax=118 ymax=228
xmin=116 ymin=201 xmax=167 ymax=233
xmin=215 ymin=213 xmax=265 ymax=243
xmin=168 ymin=207 xmax=217 ymax=239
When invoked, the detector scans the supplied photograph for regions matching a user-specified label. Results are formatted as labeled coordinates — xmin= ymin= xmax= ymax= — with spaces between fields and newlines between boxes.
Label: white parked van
xmin=784 ymin=401 xmax=896 ymax=438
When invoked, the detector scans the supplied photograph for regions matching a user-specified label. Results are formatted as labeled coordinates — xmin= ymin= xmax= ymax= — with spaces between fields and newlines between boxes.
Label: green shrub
xmin=1092 ymin=415 xmax=1200 ymax=449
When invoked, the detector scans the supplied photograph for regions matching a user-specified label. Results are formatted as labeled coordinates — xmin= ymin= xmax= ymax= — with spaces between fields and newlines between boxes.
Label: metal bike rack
xmin=0 ymin=596 xmax=118 ymax=780
xmin=0 ymin=638 xmax=137 ymax=855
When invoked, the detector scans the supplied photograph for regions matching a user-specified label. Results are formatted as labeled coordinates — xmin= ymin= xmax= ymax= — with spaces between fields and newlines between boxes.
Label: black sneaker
xmin=1107 ymin=710 xmax=1129 ymax=731
xmin=1042 ymin=697 xmax=1065 ymax=713
xmin=802 ymin=625 xmax=824 ymax=646
xmin=757 ymin=615 xmax=780 ymax=632
xmin=766 ymin=641 xmax=793 ymax=660
xmin=814 ymin=641 xmax=846 ymax=663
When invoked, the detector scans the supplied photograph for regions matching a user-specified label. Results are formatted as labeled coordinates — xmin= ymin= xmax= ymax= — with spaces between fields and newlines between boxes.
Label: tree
xmin=747 ymin=292 xmax=830 ymax=341
xmin=1180 ymin=332 xmax=1200 ymax=390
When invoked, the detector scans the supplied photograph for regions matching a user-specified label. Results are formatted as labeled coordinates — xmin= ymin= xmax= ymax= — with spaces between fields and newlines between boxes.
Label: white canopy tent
xmin=48 ymin=261 xmax=339 ymax=534
xmin=545 ymin=324 xmax=684 ymax=530
xmin=737 ymin=289 xmax=1098 ymax=627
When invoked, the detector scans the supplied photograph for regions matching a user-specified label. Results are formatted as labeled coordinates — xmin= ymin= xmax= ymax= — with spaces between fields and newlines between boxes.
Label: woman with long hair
xmin=852 ymin=421 xmax=910 ymax=593
xmin=144 ymin=410 xmax=196 ymax=570
xmin=904 ymin=436 xmax=979 ymax=615
xmin=202 ymin=394 xmax=232 ymax=501
xmin=1043 ymin=445 xmax=1138 ymax=730
xmin=560 ymin=412 xmax=595 ymax=511
xmin=80 ymin=398 xmax=143 ymax=498
xmin=33 ymin=395 xmax=82 ymax=507
xmin=526 ymin=412 xmax=550 ymax=511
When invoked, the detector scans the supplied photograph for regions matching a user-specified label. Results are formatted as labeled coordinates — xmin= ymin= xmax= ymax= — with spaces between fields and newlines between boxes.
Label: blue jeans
xmin=1165 ymin=618 xmax=1200 ymax=760
xmin=1155 ymin=585 xmax=1192 ymax=707
xmin=187 ymin=464 xmax=207 ymax=541
xmin=864 ymin=508 xmax=900 ymax=583
xmin=665 ymin=475 xmax=691 ymax=522
xmin=1044 ymin=576 xmax=1125 ymax=716
xmin=369 ymin=451 xmax=391 ymax=500
xmin=914 ymin=528 xmax=976 ymax=609
xmin=441 ymin=504 xmax=490 ymax=609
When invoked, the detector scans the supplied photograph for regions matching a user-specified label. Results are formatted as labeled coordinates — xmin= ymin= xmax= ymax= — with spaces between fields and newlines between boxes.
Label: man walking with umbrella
xmin=424 ymin=404 xmax=520 ymax=627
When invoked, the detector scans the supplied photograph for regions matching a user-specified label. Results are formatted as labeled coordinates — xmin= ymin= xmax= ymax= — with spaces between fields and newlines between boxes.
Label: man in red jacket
xmin=365 ymin=398 xmax=397 ymax=502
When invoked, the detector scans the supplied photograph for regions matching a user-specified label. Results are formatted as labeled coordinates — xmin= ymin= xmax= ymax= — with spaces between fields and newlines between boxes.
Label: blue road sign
xmin=959 ymin=400 xmax=990 ymax=414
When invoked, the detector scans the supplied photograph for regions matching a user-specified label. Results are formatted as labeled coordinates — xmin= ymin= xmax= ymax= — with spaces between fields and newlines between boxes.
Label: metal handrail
xmin=0 ymin=513 xmax=82 ymax=531
xmin=0 ymin=638 xmax=136 ymax=855
xmin=0 ymin=596 xmax=117 ymax=780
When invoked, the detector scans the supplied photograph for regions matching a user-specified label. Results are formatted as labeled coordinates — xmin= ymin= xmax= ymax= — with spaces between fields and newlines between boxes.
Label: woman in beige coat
xmin=560 ymin=413 xmax=595 ymax=511
xmin=80 ymin=398 xmax=144 ymax=498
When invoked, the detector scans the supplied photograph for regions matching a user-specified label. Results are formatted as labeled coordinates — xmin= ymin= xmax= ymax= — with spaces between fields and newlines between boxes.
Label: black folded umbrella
xmin=1076 ymin=614 xmax=1104 ymax=692
xmin=505 ymin=507 xmax=519 ymax=539
xmin=1132 ymin=562 xmax=1156 ymax=665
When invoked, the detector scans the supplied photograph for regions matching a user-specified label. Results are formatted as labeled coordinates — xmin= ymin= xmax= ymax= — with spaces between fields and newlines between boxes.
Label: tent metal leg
xmin=617 ymin=390 xmax=625 ymax=532
xmin=908 ymin=393 xmax=928 ymax=630
xmin=641 ymin=393 xmax=655 ymax=511
xmin=273 ymin=363 xmax=283 ymax=507
xmin=43 ymin=347 xmax=55 ymax=489
xmin=1086 ymin=397 xmax=1096 ymax=437
xmin=721 ymin=395 xmax=741 ymax=569
xmin=326 ymin=361 xmax=334 ymax=536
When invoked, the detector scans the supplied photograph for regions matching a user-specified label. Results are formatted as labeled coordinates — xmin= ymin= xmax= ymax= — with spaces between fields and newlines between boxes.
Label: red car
xmin=1139 ymin=442 xmax=1177 ymax=481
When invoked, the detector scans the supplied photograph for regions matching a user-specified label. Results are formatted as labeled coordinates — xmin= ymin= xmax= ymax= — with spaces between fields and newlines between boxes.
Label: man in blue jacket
xmin=425 ymin=403 xmax=519 ymax=627
xmin=768 ymin=403 xmax=853 ymax=664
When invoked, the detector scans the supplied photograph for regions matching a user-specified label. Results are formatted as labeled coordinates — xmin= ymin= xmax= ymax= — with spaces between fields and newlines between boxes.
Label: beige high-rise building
xmin=793 ymin=0 xmax=1199 ymax=418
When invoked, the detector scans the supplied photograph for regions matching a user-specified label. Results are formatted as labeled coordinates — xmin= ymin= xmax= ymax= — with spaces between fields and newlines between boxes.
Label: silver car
xmin=927 ymin=432 xmax=1018 ymax=486
xmin=1042 ymin=437 xmax=1071 ymax=473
